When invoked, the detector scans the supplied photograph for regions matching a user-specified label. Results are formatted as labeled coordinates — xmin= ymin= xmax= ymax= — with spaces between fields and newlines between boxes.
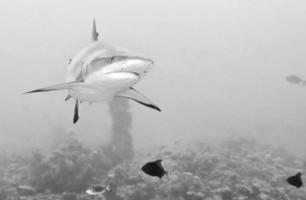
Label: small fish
xmin=141 ymin=159 xmax=168 ymax=178
xmin=159 ymin=145 xmax=166 ymax=150
xmin=174 ymin=140 xmax=180 ymax=145
xmin=287 ymin=172 xmax=303 ymax=188
xmin=286 ymin=75 xmax=303 ymax=84
xmin=86 ymin=183 xmax=111 ymax=195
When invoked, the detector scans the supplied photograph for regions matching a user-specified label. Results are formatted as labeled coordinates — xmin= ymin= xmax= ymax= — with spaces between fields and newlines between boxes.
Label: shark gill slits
xmin=141 ymin=159 xmax=167 ymax=178
xmin=110 ymin=56 xmax=115 ymax=62
xmin=287 ymin=172 xmax=303 ymax=188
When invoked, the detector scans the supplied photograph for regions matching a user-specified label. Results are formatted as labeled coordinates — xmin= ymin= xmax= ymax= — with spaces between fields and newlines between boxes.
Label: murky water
xmin=0 ymin=0 xmax=306 ymax=199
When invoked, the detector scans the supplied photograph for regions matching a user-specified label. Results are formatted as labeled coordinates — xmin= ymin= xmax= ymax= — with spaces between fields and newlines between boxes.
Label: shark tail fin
xmin=92 ymin=18 xmax=99 ymax=41
xmin=25 ymin=81 xmax=82 ymax=94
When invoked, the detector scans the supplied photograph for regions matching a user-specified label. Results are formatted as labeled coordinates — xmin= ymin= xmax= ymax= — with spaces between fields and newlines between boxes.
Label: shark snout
xmin=141 ymin=58 xmax=154 ymax=72
xmin=146 ymin=58 xmax=154 ymax=66
xmin=141 ymin=59 xmax=154 ymax=76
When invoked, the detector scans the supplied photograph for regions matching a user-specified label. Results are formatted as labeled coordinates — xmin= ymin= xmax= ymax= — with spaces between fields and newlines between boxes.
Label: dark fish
xmin=286 ymin=75 xmax=303 ymax=84
xmin=86 ymin=183 xmax=111 ymax=195
xmin=287 ymin=172 xmax=303 ymax=188
xmin=141 ymin=159 xmax=167 ymax=178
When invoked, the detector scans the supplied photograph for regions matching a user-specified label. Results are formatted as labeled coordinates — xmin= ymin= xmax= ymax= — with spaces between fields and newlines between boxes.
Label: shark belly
xmin=68 ymin=71 xmax=140 ymax=102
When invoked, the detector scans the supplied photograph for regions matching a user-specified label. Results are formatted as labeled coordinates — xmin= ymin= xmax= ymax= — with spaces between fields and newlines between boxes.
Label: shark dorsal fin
xmin=92 ymin=19 xmax=99 ymax=41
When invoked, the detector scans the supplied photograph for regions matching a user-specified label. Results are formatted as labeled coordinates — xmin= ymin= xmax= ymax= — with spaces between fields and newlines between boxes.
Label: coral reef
xmin=0 ymin=136 xmax=305 ymax=200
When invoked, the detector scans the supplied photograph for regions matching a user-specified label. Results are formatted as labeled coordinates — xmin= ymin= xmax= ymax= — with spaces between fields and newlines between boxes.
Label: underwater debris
xmin=141 ymin=159 xmax=167 ymax=178
xmin=287 ymin=172 xmax=303 ymax=188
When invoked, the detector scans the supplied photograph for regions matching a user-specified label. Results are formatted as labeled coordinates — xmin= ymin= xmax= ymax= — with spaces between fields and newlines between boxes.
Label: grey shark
xmin=26 ymin=19 xmax=161 ymax=123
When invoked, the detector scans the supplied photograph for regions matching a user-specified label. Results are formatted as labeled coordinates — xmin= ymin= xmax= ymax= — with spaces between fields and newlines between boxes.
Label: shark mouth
xmin=106 ymin=71 xmax=140 ymax=77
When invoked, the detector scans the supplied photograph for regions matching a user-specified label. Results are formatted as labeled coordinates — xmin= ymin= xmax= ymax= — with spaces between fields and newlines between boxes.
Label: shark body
xmin=26 ymin=19 xmax=160 ymax=123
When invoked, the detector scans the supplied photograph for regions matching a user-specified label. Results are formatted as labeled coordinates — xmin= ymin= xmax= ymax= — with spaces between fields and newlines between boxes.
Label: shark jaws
xmin=26 ymin=19 xmax=161 ymax=123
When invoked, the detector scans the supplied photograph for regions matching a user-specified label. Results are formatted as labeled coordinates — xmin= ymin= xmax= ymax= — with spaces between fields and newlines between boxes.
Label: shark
xmin=26 ymin=19 xmax=161 ymax=123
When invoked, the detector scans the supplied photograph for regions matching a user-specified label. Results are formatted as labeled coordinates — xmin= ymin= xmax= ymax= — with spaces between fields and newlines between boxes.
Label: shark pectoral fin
xmin=73 ymin=100 xmax=80 ymax=124
xmin=25 ymin=81 xmax=83 ymax=94
xmin=116 ymin=87 xmax=161 ymax=112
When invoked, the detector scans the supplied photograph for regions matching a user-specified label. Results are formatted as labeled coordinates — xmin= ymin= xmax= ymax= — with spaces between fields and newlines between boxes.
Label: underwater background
xmin=1 ymin=0 xmax=306 ymax=199
xmin=1 ymin=135 xmax=306 ymax=199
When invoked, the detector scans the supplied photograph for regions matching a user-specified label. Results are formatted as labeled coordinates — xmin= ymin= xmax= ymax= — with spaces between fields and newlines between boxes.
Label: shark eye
xmin=68 ymin=58 xmax=72 ymax=64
